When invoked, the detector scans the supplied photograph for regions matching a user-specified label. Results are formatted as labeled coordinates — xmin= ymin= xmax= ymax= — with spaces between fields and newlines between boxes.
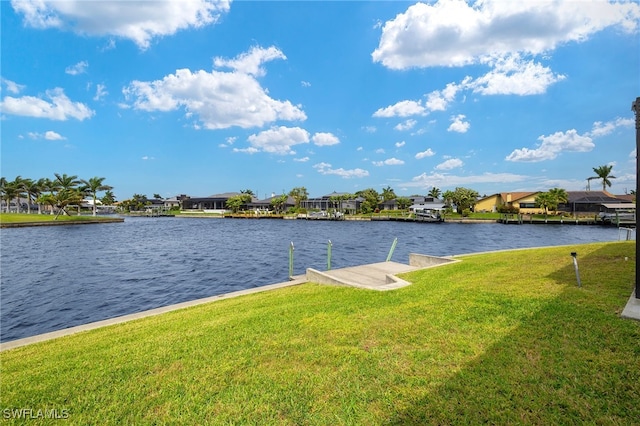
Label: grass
xmin=0 ymin=213 xmax=120 ymax=224
xmin=1 ymin=242 xmax=638 ymax=424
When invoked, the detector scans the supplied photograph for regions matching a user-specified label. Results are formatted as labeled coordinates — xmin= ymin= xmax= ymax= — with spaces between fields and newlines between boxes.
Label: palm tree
xmin=535 ymin=192 xmax=556 ymax=218
xmin=382 ymin=186 xmax=396 ymax=201
xmin=592 ymin=165 xmax=616 ymax=192
xmin=9 ymin=176 xmax=26 ymax=213
xmin=1 ymin=178 xmax=21 ymax=213
xmin=81 ymin=177 xmax=113 ymax=216
xmin=21 ymin=178 xmax=40 ymax=214
xmin=428 ymin=187 xmax=442 ymax=199
xmin=0 ymin=177 xmax=8 ymax=213
xmin=53 ymin=189 xmax=84 ymax=219
xmin=54 ymin=173 xmax=80 ymax=192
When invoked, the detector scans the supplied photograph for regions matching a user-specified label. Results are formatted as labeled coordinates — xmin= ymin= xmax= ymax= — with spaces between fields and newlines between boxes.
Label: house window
xmin=519 ymin=202 xmax=536 ymax=208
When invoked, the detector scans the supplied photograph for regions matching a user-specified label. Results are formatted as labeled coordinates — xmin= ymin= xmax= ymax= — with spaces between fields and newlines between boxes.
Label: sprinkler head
xmin=571 ymin=252 xmax=577 ymax=258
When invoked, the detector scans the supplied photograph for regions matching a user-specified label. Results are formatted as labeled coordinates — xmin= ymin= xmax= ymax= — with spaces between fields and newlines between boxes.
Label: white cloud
xmin=141 ymin=155 xmax=156 ymax=160
xmin=93 ymin=84 xmax=108 ymax=101
xmin=415 ymin=148 xmax=435 ymax=159
xmin=1 ymin=78 xmax=25 ymax=94
xmin=0 ymin=87 xmax=94 ymax=121
xmin=123 ymin=46 xmax=306 ymax=130
xmin=435 ymin=158 xmax=464 ymax=170
xmin=44 ymin=130 xmax=65 ymax=140
xmin=373 ymin=100 xmax=426 ymax=118
xmin=375 ymin=148 xmax=385 ymax=154
xmin=372 ymin=0 xmax=640 ymax=70
xmin=468 ymin=54 xmax=565 ymax=95
xmin=313 ymin=162 xmax=369 ymax=178
xmin=294 ymin=156 xmax=310 ymax=162
xmin=301 ymin=81 xmax=311 ymax=87
xmin=425 ymin=82 xmax=464 ymax=111
xmin=312 ymin=132 xmax=340 ymax=146
xmin=11 ymin=0 xmax=230 ymax=49
xmin=26 ymin=130 xmax=65 ymax=140
xmin=395 ymin=119 xmax=417 ymax=131
xmin=630 ymin=149 xmax=636 ymax=159
xmin=395 ymin=141 xmax=406 ymax=148
xmin=407 ymin=171 xmax=529 ymax=189
xmin=447 ymin=114 xmax=470 ymax=133
xmin=362 ymin=126 xmax=377 ymax=133
xmin=589 ymin=117 xmax=634 ymax=137
xmin=232 ymin=147 xmax=260 ymax=155
xmin=214 ymin=46 xmax=286 ymax=77
xmin=246 ymin=126 xmax=310 ymax=155
xmin=373 ymin=157 xmax=405 ymax=166
xmin=65 ymin=60 xmax=88 ymax=75
xmin=506 ymin=129 xmax=594 ymax=162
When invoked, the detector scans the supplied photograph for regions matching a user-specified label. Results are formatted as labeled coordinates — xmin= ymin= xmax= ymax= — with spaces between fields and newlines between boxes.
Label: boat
xmin=414 ymin=207 xmax=444 ymax=222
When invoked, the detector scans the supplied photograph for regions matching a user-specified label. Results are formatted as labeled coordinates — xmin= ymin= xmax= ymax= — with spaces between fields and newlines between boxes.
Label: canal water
xmin=0 ymin=217 xmax=625 ymax=342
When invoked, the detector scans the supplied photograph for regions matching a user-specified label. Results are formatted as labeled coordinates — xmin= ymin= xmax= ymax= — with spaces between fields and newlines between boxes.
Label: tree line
xmin=0 ymin=174 xmax=114 ymax=218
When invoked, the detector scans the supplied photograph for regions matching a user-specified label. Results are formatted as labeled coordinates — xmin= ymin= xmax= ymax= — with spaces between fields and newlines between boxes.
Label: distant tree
xmin=81 ymin=177 xmax=113 ymax=216
xmin=381 ymin=186 xmax=396 ymax=202
xmin=270 ymin=194 xmax=288 ymax=214
xmin=396 ymin=196 xmax=412 ymax=210
xmin=288 ymin=187 xmax=308 ymax=210
xmin=226 ymin=193 xmax=252 ymax=213
xmin=153 ymin=193 xmax=162 ymax=200
xmin=52 ymin=189 xmax=84 ymax=219
xmin=441 ymin=190 xmax=454 ymax=208
xmin=448 ymin=187 xmax=479 ymax=214
xmin=535 ymin=192 xmax=556 ymax=218
xmin=101 ymin=190 xmax=116 ymax=206
xmin=1 ymin=177 xmax=23 ymax=213
xmin=548 ymin=188 xmax=568 ymax=205
xmin=21 ymin=178 xmax=40 ymax=214
xmin=592 ymin=165 xmax=616 ymax=192
xmin=428 ymin=187 xmax=442 ymax=199
xmin=54 ymin=173 xmax=80 ymax=192
xmin=355 ymin=188 xmax=380 ymax=214
xmin=240 ymin=189 xmax=255 ymax=197
xmin=131 ymin=194 xmax=149 ymax=211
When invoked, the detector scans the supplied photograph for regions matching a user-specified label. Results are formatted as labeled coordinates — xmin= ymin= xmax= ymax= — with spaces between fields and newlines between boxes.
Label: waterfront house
xmin=247 ymin=194 xmax=296 ymax=212
xmin=558 ymin=191 xmax=633 ymax=215
xmin=475 ymin=192 xmax=542 ymax=213
xmin=182 ymin=192 xmax=253 ymax=212
xmin=301 ymin=192 xmax=363 ymax=213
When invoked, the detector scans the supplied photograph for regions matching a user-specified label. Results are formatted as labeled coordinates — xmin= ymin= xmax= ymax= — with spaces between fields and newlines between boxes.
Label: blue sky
xmin=1 ymin=0 xmax=639 ymax=201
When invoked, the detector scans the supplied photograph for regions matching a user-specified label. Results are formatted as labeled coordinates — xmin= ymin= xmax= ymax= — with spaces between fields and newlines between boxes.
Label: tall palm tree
xmin=535 ymin=192 xmax=556 ymax=218
xmin=53 ymin=189 xmax=84 ymax=219
xmin=1 ymin=177 xmax=20 ymax=213
xmin=592 ymin=165 xmax=616 ymax=192
xmin=81 ymin=176 xmax=113 ymax=216
xmin=54 ymin=173 xmax=80 ymax=192
xmin=0 ymin=177 xmax=7 ymax=213
xmin=21 ymin=178 xmax=40 ymax=214
xmin=548 ymin=187 xmax=568 ymax=207
xmin=382 ymin=186 xmax=396 ymax=201
xmin=428 ymin=187 xmax=442 ymax=199
xmin=10 ymin=176 xmax=26 ymax=213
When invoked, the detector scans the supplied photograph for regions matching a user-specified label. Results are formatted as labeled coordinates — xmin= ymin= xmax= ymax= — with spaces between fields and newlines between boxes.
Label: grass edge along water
xmin=1 ymin=241 xmax=638 ymax=424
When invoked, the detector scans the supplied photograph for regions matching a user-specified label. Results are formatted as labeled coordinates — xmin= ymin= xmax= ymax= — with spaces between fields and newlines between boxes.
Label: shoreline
xmin=0 ymin=217 xmax=125 ymax=228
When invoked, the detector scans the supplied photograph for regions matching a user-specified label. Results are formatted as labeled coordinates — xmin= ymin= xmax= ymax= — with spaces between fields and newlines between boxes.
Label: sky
xmin=1 ymin=0 xmax=639 ymax=201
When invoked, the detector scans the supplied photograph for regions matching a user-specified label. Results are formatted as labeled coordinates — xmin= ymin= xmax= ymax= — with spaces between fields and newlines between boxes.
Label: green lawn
xmin=0 ymin=213 xmax=119 ymax=224
xmin=1 ymin=242 xmax=638 ymax=424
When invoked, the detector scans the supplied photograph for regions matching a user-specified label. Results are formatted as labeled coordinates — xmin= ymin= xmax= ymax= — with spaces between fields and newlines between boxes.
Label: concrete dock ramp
xmin=305 ymin=254 xmax=458 ymax=291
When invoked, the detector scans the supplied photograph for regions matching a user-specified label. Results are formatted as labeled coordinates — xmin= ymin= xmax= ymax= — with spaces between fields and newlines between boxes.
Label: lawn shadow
xmin=386 ymin=244 xmax=640 ymax=425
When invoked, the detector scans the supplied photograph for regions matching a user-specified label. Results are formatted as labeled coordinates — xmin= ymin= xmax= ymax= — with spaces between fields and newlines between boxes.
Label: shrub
xmin=497 ymin=204 xmax=520 ymax=214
